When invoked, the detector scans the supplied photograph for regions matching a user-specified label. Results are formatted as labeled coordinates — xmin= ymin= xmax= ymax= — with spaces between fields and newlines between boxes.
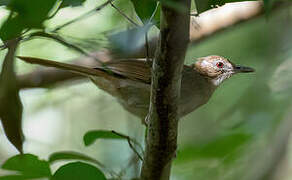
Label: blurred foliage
xmin=0 ymin=1 xmax=9 ymax=6
xmin=49 ymin=151 xmax=103 ymax=165
xmin=0 ymin=17 xmax=24 ymax=41
xmin=52 ymin=161 xmax=106 ymax=180
xmin=1 ymin=154 xmax=51 ymax=179
xmin=0 ymin=41 xmax=23 ymax=153
xmin=0 ymin=0 xmax=57 ymax=40
xmin=130 ymin=0 xmax=156 ymax=23
xmin=173 ymin=6 xmax=292 ymax=180
xmin=83 ymin=130 xmax=127 ymax=146
xmin=0 ymin=131 xmax=126 ymax=179
xmin=194 ymin=0 xmax=281 ymax=14
xmin=8 ymin=0 xmax=57 ymax=28
xmin=61 ymin=0 xmax=86 ymax=8
xmin=108 ymin=24 xmax=152 ymax=54
xmin=176 ymin=133 xmax=252 ymax=164
xmin=194 ymin=0 xmax=255 ymax=14
xmin=0 ymin=0 xmax=292 ymax=180
xmin=130 ymin=0 xmax=159 ymax=25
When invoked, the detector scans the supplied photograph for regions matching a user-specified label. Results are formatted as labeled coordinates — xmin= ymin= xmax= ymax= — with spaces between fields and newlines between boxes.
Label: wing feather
xmin=98 ymin=59 xmax=151 ymax=83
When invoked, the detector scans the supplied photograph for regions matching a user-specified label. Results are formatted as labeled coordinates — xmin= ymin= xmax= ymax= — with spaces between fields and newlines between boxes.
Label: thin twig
xmin=149 ymin=1 xmax=160 ymax=23
xmin=144 ymin=33 xmax=151 ymax=66
xmin=118 ymin=153 xmax=140 ymax=178
xmin=112 ymin=130 xmax=144 ymax=152
xmin=109 ymin=1 xmax=155 ymax=66
xmin=0 ymin=44 xmax=7 ymax=50
xmin=52 ymin=0 xmax=115 ymax=32
xmin=110 ymin=2 xmax=139 ymax=27
xmin=47 ymin=0 xmax=62 ymax=19
xmin=144 ymin=2 xmax=159 ymax=66
xmin=29 ymin=32 xmax=88 ymax=55
xmin=111 ymin=130 xmax=144 ymax=161
xmin=26 ymin=31 xmax=110 ymax=68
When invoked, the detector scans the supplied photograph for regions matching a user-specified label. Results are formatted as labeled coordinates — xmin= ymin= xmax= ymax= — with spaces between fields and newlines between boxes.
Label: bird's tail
xmin=17 ymin=56 xmax=109 ymax=77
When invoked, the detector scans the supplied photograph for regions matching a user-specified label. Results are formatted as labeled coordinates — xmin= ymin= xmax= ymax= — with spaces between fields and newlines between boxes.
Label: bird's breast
xmin=179 ymin=67 xmax=216 ymax=117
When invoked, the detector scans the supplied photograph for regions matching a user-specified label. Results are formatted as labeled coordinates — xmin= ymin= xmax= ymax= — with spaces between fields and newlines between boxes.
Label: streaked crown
xmin=193 ymin=55 xmax=254 ymax=86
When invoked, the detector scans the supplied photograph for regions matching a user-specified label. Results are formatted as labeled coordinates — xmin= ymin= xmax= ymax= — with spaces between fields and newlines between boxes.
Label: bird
xmin=17 ymin=55 xmax=254 ymax=123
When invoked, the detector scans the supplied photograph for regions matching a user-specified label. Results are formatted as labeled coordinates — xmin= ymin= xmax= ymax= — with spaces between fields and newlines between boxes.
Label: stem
xmin=140 ymin=0 xmax=191 ymax=179
xmin=111 ymin=130 xmax=144 ymax=161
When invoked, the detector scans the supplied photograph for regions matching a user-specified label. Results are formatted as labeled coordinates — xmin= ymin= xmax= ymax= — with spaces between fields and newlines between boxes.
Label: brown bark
xmin=140 ymin=1 xmax=191 ymax=179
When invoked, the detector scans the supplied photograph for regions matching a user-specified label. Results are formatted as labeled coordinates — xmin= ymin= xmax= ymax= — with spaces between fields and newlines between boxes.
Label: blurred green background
xmin=1 ymin=0 xmax=292 ymax=179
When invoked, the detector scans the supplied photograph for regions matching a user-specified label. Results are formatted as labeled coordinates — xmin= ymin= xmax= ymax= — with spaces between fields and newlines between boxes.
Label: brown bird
xmin=18 ymin=55 xmax=254 ymax=123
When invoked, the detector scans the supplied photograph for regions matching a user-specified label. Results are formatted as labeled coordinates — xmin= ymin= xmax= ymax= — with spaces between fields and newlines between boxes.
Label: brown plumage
xmin=102 ymin=59 xmax=151 ymax=83
xmin=17 ymin=55 xmax=254 ymax=122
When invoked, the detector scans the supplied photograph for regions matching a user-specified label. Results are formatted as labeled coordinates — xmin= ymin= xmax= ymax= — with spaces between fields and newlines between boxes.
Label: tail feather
xmin=17 ymin=56 xmax=108 ymax=77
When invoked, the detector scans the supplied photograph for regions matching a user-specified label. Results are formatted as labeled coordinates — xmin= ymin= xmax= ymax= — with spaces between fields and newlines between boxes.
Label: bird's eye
xmin=216 ymin=62 xmax=224 ymax=68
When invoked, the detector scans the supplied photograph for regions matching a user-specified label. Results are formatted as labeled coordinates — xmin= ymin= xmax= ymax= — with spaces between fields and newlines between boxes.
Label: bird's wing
xmin=100 ymin=59 xmax=151 ymax=84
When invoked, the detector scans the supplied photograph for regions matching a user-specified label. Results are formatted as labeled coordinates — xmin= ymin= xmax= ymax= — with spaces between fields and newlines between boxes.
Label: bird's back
xmin=91 ymin=59 xmax=216 ymax=119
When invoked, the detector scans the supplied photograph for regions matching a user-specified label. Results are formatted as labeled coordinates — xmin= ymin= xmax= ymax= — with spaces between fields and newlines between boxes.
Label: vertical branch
xmin=140 ymin=0 xmax=191 ymax=180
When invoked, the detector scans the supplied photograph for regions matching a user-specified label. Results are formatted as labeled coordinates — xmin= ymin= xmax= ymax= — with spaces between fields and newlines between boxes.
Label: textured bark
xmin=140 ymin=1 xmax=191 ymax=179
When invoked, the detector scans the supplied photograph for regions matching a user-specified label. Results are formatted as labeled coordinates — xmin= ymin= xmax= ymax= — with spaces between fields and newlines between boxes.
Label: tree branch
xmin=111 ymin=130 xmax=144 ymax=162
xmin=189 ymin=1 xmax=262 ymax=44
xmin=140 ymin=0 xmax=191 ymax=179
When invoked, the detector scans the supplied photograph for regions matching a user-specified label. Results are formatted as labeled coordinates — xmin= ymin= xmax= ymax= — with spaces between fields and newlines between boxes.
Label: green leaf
xmin=7 ymin=0 xmax=58 ymax=28
xmin=0 ymin=175 xmax=27 ymax=180
xmin=0 ymin=40 xmax=23 ymax=152
xmin=0 ymin=0 xmax=56 ymax=41
xmin=49 ymin=151 xmax=102 ymax=166
xmin=83 ymin=130 xmax=126 ymax=146
xmin=1 ymin=154 xmax=52 ymax=178
xmin=61 ymin=0 xmax=86 ymax=7
xmin=263 ymin=0 xmax=273 ymax=8
xmin=195 ymin=0 xmax=217 ymax=14
xmin=131 ymin=0 xmax=157 ymax=24
xmin=0 ymin=16 xmax=24 ymax=41
xmin=263 ymin=0 xmax=276 ymax=15
xmin=52 ymin=162 xmax=106 ymax=180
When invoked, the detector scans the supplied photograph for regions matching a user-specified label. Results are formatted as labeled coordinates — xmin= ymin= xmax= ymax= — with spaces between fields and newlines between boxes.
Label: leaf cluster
xmin=0 ymin=130 xmax=140 ymax=179
xmin=0 ymin=0 xmax=85 ymax=41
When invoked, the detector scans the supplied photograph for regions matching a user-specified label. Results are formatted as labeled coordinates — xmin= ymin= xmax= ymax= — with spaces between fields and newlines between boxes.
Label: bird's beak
xmin=233 ymin=65 xmax=255 ymax=73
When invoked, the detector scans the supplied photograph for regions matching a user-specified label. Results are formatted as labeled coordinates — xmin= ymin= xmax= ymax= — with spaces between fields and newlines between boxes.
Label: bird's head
xmin=194 ymin=55 xmax=254 ymax=86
